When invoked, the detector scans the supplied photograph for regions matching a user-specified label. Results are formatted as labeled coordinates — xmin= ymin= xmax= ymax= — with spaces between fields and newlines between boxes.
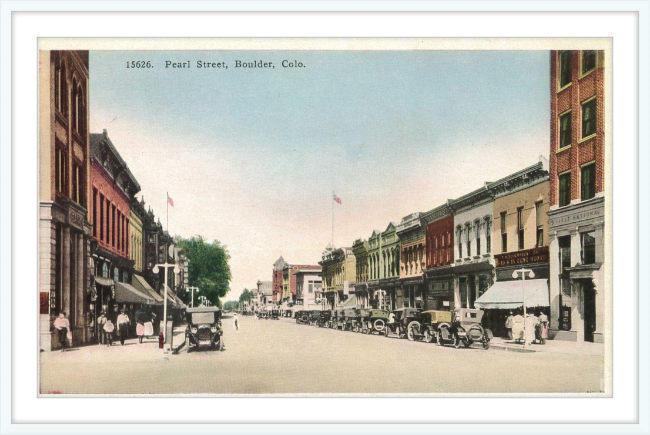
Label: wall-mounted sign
xmin=494 ymin=246 xmax=549 ymax=268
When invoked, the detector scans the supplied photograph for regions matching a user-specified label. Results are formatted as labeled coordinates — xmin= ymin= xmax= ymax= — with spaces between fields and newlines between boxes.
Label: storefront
xmin=549 ymin=197 xmax=605 ymax=343
xmin=452 ymin=262 xmax=494 ymax=310
xmin=401 ymin=276 xmax=424 ymax=309
xmin=424 ymin=266 xmax=454 ymax=311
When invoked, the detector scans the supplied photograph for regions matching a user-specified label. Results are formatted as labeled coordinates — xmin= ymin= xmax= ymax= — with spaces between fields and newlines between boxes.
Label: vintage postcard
xmin=37 ymin=38 xmax=612 ymax=396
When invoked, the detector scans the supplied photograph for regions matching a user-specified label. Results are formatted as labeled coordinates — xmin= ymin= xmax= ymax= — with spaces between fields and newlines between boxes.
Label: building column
xmin=76 ymin=231 xmax=86 ymax=344
xmin=571 ymin=280 xmax=585 ymax=343
xmin=39 ymin=216 xmax=57 ymax=352
xmin=549 ymin=232 xmax=561 ymax=331
xmin=62 ymin=225 xmax=71 ymax=318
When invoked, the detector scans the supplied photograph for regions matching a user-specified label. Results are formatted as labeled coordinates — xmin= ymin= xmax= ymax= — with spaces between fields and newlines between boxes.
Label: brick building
xmin=272 ymin=256 xmax=288 ymax=303
xmin=39 ymin=50 xmax=92 ymax=351
xmin=423 ymin=203 xmax=455 ymax=311
xmin=548 ymin=50 xmax=606 ymax=343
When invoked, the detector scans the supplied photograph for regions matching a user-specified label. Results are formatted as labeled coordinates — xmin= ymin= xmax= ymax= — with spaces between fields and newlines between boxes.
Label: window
xmin=559 ymin=50 xmax=572 ymax=88
xmin=536 ymin=202 xmax=544 ymax=247
xmin=111 ymin=205 xmax=116 ymax=247
xmin=581 ymin=231 xmax=596 ymax=264
xmin=92 ymin=188 xmax=98 ymax=238
xmin=465 ymin=224 xmax=471 ymax=258
xmin=559 ymin=111 xmax=572 ymax=149
xmin=55 ymin=140 xmax=68 ymax=197
xmin=55 ymin=60 xmax=67 ymax=116
xmin=457 ymin=227 xmax=462 ymax=259
xmin=72 ymin=78 xmax=78 ymax=132
xmin=582 ymin=50 xmax=597 ymax=75
xmin=308 ymin=283 xmax=313 ymax=293
xmin=99 ymin=194 xmax=105 ymax=242
xmin=581 ymin=163 xmax=596 ymax=201
xmin=500 ymin=212 xmax=507 ymax=253
xmin=475 ymin=221 xmax=481 ymax=256
xmin=485 ymin=219 xmax=491 ymax=253
xmin=559 ymin=172 xmax=571 ymax=207
xmin=72 ymin=160 xmax=84 ymax=207
xmin=582 ymin=97 xmax=597 ymax=138
xmin=459 ymin=277 xmax=467 ymax=309
xmin=517 ymin=207 xmax=524 ymax=250
xmin=559 ymin=236 xmax=571 ymax=272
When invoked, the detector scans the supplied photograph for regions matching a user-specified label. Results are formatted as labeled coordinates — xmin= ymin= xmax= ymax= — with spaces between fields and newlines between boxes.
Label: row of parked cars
xmin=295 ymin=307 xmax=493 ymax=349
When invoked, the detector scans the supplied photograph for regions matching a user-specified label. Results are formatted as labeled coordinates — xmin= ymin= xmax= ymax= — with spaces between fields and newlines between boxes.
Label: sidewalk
xmin=490 ymin=337 xmax=604 ymax=355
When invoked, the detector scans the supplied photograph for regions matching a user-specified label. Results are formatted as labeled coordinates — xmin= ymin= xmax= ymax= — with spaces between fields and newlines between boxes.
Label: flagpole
xmin=166 ymin=191 xmax=169 ymax=233
xmin=331 ymin=193 xmax=334 ymax=246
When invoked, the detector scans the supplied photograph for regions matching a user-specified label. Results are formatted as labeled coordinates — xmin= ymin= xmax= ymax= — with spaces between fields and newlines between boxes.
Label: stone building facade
xmin=548 ymin=50 xmax=606 ymax=343
xmin=351 ymin=239 xmax=370 ymax=308
xmin=319 ymin=245 xmax=356 ymax=309
xmin=39 ymin=50 xmax=92 ymax=351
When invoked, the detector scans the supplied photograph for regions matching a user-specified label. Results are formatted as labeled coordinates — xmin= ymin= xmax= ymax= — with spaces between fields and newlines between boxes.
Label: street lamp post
xmin=512 ymin=267 xmax=535 ymax=348
xmin=186 ymin=286 xmax=199 ymax=308
xmin=152 ymin=261 xmax=180 ymax=350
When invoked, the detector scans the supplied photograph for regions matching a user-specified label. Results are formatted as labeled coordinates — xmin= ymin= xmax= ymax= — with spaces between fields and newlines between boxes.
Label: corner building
xmin=548 ymin=50 xmax=606 ymax=343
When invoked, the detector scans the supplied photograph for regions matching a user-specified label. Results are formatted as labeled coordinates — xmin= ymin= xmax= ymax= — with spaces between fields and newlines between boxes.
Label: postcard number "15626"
xmin=126 ymin=61 xmax=153 ymax=68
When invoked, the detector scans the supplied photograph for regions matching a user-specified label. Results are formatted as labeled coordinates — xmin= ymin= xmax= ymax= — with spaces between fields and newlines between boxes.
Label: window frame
xmin=558 ymin=171 xmax=572 ymax=207
xmin=558 ymin=109 xmax=572 ymax=151
xmin=558 ymin=50 xmax=573 ymax=90
xmin=535 ymin=201 xmax=544 ymax=248
xmin=581 ymin=231 xmax=596 ymax=265
xmin=581 ymin=162 xmax=597 ymax=201
xmin=500 ymin=212 xmax=507 ymax=253
xmin=580 ymin=50 xmax=597 ymax=78
xmin=517 ymin=207 xmax=524 ymax=250
xmin=580 ymin=95 xmax=598 ymax=141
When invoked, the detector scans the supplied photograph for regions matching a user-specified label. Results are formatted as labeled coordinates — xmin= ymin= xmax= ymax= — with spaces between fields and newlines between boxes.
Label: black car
xmin=185 ymin=307 xmax=223 ymax=351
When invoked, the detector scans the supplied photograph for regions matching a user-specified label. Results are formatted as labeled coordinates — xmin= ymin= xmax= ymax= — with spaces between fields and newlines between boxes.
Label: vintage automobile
xmin=185 ymin=307 xmax=223 ymax=352
xmin=342 ymin=308 xmax=359 ymax=331
xmin=327 ymin=309 xmax=337 ymax=329
xmin=436 ymin=308 xmax=493 ymax=349
xmin=309 ymin=310 xmax=322 ymax=326
xmin=413 ymin=310 xmax=453 ymax=343
xmin=334 ymin=309 xmax=346 ymax=330
xmin=271 ymin=309 xmax=280 ymax=320
xmin=295 ymin=310 xmax=309 ymax=324
xmin=385 ymin=308 xmax=419 ymax=339
xmin=358 ymin=308 xmax=390 ymax=334
xmin=317 ymin=310 xmax=332 ymax=328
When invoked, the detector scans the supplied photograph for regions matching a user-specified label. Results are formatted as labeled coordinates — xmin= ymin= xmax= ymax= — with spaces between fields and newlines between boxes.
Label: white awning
xmin=115 ymin=282 xmax=157 ymax=305
xmin=474 ymin=279 xmax=549 ymax=310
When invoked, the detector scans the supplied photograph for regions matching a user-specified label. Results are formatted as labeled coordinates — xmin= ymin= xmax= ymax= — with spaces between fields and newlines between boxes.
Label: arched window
xmin=76 ymin=85 xmax=84 ymax=135
xmin=72 ymin=78 xmax=78 ymax=131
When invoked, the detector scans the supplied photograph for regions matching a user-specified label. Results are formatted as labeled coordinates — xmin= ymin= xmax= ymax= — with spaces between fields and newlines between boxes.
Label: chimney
xmin=103 ymin=129 xmax=107 ymax=137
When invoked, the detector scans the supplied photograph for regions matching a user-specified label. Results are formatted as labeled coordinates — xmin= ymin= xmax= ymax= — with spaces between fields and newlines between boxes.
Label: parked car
xmin=335 ymin=309 xmax=346 ymax=330
xmin=436 ymin=308 xmax=493 ymax=349
xmin=342 ymin=308 xmax=359 ymax=331
xmin=359 ymin=308 xmax=390 ymax=335
xmin=309 ymin=310 xmax=322 ymax=326
xmin=296 ymin=310 xmax=310 ymax=324
xmin=271 ymin=309 xmax=280 ymax=320
xmin=317 ymin=310 xmax=332 ymax=327
xmin=185 ymin=307 xmax=223 ymax=352
xmin=415 ymin=310 xmax=453 ymax=343
xmin=385 ymin=308 xmax=420 ymax=339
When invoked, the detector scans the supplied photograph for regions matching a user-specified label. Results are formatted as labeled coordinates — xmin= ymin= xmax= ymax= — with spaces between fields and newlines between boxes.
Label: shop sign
xmin=68 ymin=209 xmax=85 ymax=229
xmin=494 ymin=246 xmax=549 ymax=267
xmin=550 ymin=206 xmax=603 ymax=227
xmin=428 ymin=281 xmax=450 ymax=297
xmin=401 ymin=276 xmax=424 ymax=285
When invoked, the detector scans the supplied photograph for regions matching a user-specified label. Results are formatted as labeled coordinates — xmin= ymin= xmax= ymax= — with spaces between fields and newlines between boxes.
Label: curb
xmin=490 ymin=344 xmax=537 ymax=353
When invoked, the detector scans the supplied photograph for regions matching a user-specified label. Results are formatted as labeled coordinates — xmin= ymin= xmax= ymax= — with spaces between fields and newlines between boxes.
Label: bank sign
xmin=494 ymin=246 xmax=549 ymax=267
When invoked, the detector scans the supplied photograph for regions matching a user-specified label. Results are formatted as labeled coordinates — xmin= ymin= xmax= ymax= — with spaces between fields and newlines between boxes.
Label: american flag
xmin=333 ymin=193 xmax=342 ymax=205
xmin=167 ymin=193 xmax=174 ymax=207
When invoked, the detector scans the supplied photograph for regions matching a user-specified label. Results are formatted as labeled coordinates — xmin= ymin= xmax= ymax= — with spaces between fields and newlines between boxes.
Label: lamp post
xmin=512 ymin=268 xmax=535 ymax=348
xmin=186 ymin=286 xmax=199 ymax=308
xmin=152 ymin=261 xmax=180 ymax=350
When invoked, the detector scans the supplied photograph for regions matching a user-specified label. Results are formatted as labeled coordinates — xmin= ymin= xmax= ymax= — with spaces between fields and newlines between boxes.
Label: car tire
xmin=453 ymin=334 xmax=463 ymax=349
xmin=374 ymin=318 xmax=386 ymax=333
xmin=423 ymin=329 xmax=433 ymax=343
xmin=407 ymin=321 xmax=419 ymax=341
xmin=482 ymin=339 xmax=490 ymax=350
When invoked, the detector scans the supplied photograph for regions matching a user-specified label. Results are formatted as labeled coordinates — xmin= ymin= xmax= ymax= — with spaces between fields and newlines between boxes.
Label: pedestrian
xmin=103 ymin=318 xmax=115 ymax=346
xmin=505 ymin=311 xmax=514 ymax=340
xmin=117 ymin=309 xmax=130 ymax=345
xmin=233 ymin=312 xmax=240 ymax=330
xmin=97 ymin=311 xmax=107 ymax=344
xmin=387 ymin=311 xmax=396 ymax=335
xmin=53 ymin=312 xmax=71 ymax=352
xmin=144 ymin=310 xmax=154 ymax=339
xmin=537 ymin=310 xmax=549 ymax=344
xmin=135 ymin=309 xmax=147 ymax=344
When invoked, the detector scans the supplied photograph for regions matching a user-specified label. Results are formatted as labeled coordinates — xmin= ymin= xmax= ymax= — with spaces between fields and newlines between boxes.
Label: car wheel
xmin=464 ymin=339 xmax=472 ymax=348
xmin=482 ymin=339 xmax=491 ymax=350
xmin=453 ymin=334 xmax=463 ymax=349
xmin=374 ymin=318 xmax=386 ymax=333
xmin=436 ymin=330 xmax=445 ymax=346
xmin=423 ymin=329 xmax=432 ymax=343
xmin=407 ymin=321 xmax=420 ymax=341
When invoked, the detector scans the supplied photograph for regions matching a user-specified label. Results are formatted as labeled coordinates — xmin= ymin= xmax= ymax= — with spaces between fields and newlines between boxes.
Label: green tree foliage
xmin=175 ymin=235 xmax=231 ymax=308
xmin=239 ymin=288 xmax=254 ymax=305
xmin=222 ymin=301 xmax=239 ymax=311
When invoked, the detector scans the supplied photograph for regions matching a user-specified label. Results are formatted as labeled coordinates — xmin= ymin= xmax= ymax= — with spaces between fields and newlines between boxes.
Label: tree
xmin=239 ymin=288 xmax=254 ymax=305
xmin=175 ymin=235 xmax=231 ymax=307
xmin=222 ymin=301 xmax=239 ymax=311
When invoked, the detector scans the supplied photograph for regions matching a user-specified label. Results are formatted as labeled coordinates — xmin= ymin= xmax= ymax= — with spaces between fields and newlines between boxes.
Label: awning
xmin=474 ymin=279 xmax=549 ymax=310
xmin=132 ymin=274 xmax=164 ymax=304
xmin=338 ymin=294 xmax=357 ymax=310
xmin=115 ymin=282 xmax=157 ymax=305
xmin=163 ymin=284 xmax=187 ymax=309
xmin=94 ymin=276 xmax=114 ymax=287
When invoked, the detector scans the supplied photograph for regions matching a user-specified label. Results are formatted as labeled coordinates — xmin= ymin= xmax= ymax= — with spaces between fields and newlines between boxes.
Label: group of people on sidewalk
xmin=505 ymin=310 xmax=549 ymax=345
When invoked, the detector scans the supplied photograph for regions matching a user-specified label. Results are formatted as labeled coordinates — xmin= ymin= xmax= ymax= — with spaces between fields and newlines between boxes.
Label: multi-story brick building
xmin=281 ymin=264 xmax=321 ymax=314
xmin=548 ymin=50 xmax=605 ymax=343
xmin=397 ymin=213 xmax=426 ymax=309
xmin=351 ymin=238 xmax=370 ymax=308
xmin=423 ymin=202 xmax=455 ymax=311
xmin=39 ymin=50 xmax=92 ymax=351
xmin=272 ymin=256 xmax=288 ymax=303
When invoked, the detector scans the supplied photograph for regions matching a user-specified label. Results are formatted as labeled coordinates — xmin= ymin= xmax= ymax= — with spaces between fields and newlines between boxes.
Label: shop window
xmin=581 ymin=50 xmax=597 ymax=75
xmin=536 ymin=201 xmax=544 ymax=247
xmin=582 ymin=97 xmax=597 ymax=138
xmin=581 ymin=231 xmax=596 ymax=265
xmin=517 ymin=207 xmax=524 ymax=250
xmin=500 ymin=212 xmax=507 ymax=253
xmin=559 ymin=111 xmax=572 ymax=149
xmin=559 ymin=236 xmax=571 ymax=272
xmin=559 ymin=50 xmax=572 ymax=88
xmin=558 ymin=172 xmax=571 ymax=207
xmin=581 ymin=163 xmax=596 ymax=201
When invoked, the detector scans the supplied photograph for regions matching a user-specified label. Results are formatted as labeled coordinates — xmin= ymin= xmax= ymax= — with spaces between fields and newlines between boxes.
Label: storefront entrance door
xmin=583 ymin=280 xmax=596 ymax=342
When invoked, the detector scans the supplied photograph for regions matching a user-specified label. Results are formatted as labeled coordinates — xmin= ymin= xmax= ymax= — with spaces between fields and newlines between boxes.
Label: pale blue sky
xmin=89 ymin=50 xmax=550 ymax=301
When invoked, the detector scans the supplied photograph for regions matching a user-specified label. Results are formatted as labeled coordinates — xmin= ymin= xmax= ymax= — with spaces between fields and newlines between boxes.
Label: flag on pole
xmin=167 ymin=193 xmax=174 ymax=207
xmin=333 ymin=193 xmax=342 ymax=205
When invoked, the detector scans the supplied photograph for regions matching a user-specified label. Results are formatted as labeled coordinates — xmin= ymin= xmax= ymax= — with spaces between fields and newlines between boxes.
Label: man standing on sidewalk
xmin=505 ymin=311 xmax=514 ymax=340
xmin=117 ymin=309 xmax=130 ymax=345
xmin=53 ymin=312 xmax=70 ymax=352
